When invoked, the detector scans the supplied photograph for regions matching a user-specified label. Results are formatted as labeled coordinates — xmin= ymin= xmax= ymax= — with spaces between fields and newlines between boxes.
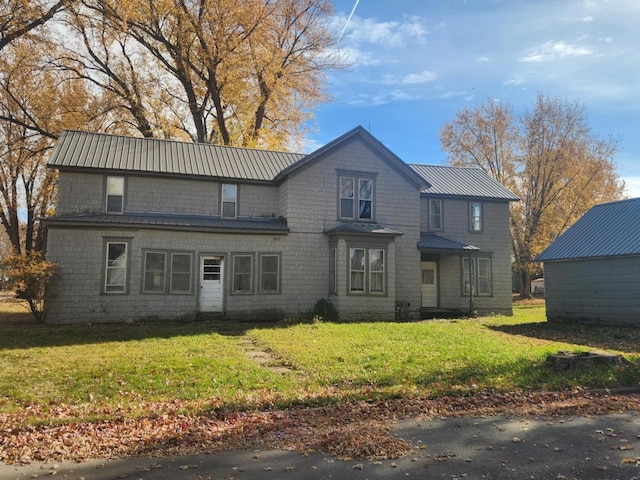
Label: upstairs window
xmin=429 ymin=199 xmax=443 ymax=231
xmin=106 ymin=176 xmax=124 ymax=213
xmin=339 ymin=173 xmax=375 ymax=221
xmin=222 ymin=184 xmax=237 ymax=218
xmin=469 ymin=201 xmax=482 ymax=232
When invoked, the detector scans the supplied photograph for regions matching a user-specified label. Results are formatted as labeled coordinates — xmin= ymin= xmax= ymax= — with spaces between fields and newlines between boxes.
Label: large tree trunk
xmin=518 ymin=268 xmax=531 ymax=299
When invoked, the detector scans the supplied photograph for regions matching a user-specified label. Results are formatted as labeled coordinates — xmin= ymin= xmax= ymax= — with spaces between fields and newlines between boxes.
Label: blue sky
xmin=307 ymin=0 xmax=640 ymax=197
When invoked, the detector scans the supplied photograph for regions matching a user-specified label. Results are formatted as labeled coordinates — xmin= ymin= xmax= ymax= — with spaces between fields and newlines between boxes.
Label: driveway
xmin=2 ymin=412 xmax=639 ymax=480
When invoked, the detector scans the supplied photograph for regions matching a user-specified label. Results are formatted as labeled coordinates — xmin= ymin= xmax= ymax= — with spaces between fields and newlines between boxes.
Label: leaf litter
xmin=1 ymin=391 xmax=639 ymax=465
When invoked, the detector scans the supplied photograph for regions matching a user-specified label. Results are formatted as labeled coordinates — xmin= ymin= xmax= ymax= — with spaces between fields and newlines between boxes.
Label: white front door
xmin=421 ymin=261 xmax=438 ymax=308
xmin=200 ymin=256 xmax=224 ymax=312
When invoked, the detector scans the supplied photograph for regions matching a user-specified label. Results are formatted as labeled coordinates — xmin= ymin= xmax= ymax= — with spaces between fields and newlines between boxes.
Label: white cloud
xmin=521 ymin=41 xmax=595 ymax=62
xmin=341 ymin=15 xmax=428 ymax=48
xmin=477 ymin=56 xmax=490 ymax=63
xmin=403 ymin=70 xmax=438 ymax=84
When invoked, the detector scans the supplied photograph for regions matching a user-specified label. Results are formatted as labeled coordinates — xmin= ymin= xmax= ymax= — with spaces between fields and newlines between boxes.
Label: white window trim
xmin=104 ymin=241 xmax=128 ymax=294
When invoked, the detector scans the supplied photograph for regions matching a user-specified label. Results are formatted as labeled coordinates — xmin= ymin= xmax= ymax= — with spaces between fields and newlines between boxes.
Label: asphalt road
xmin=2 ymin=413 xmax=639 ymax=479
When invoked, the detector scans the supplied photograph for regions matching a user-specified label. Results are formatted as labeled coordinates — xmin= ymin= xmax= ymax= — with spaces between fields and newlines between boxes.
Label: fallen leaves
xmin=1 ymin=391 xmax=639 ymax=465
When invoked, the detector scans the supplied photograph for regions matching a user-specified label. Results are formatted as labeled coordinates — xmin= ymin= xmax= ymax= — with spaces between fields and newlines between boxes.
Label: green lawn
xmin=1 ymin=300 xmax=638 ymax=426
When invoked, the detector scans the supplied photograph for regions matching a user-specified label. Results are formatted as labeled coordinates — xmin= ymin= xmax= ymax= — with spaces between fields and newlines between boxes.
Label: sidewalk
xmin=2 ymin=413 xmax=639 ymax=479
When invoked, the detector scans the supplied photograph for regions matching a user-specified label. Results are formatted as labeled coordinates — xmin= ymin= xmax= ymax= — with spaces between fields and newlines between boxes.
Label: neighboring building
xmin=531 ymin=278 xmax=545 ymax=295
xmin=44 ymin=127 xmax=518 ymax=324
xmin=536 ymin=198 xmax=640 ymax=326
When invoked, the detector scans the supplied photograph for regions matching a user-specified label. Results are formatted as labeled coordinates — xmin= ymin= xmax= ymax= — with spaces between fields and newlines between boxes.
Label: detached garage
xmin=536 ymin=198 xmax=640 ymax=326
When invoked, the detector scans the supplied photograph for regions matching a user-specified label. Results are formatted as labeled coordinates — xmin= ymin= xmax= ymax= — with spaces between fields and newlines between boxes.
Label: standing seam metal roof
xmin=47 ymin=130 xmax=306 ymax=182
xmin=536 ymin=198 xmax=640 ymax=261
xmin=409 ymin=164 xmax=519 ymax=201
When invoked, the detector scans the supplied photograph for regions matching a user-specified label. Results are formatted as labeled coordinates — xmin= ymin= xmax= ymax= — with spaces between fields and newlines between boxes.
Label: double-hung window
xmin=469 ymin=201 xmax=482 ymax=232
xmin=106 ymin=176 xmax=124 ymax=214
xmin=143 ymin=252 xmax=166 ymax=293
xmin=232 ymin=254 xmax=252 ymax=293
xmin=104 ymin=241 xmax=128 ymax=293
xmin=170 ymin=253 xmax=192 ymax=293
xmin=462 ymin=256 xmax=492 ymax=296
xmin=222 ymin=184 xmax=237 ymax=218
xmin=429 ymin=199 xmax=443 ymax=231
xmin=259 ymin=254 xmax=280 ymax=294
xmin=143 ymin=251 xmax=193 ymax=294
xmin=349 ymin=247 xmax=385 ymax=295
xmin=339 ymin=173 xmax=375 ymax=221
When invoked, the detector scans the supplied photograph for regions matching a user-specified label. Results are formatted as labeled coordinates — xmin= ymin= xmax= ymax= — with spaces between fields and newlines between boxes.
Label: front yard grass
xmin=1 ymin=299 xmax=638 ymax=426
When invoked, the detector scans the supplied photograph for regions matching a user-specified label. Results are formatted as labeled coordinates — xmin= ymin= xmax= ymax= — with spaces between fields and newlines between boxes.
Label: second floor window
xmin=429 ymin=199 xmax=443 ymax=231
xmin=339 ymin=175 xmax=374 ymax=221
xmin=106 ymin=176 xmax=124 ymax=213
xmin=222 ymin=184 xmax=237 ymax=218
xmin=469 ymin=201 xmax=482 ymax=232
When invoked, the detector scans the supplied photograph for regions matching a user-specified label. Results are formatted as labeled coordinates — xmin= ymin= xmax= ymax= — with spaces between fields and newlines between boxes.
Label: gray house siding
xmin=45 ymin=127 xmax=516 ymax=324
xmin=281 ymin=137 xmax=422 ymax=320
xmin=418 ymin=197 xmax=512 ymax=315
xmin=544 ymin=257 xmax=640 ymax=326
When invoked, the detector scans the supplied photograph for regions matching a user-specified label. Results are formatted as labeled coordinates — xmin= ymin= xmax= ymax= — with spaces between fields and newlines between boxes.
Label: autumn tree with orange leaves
xmin=440 ymin=93 xmax=625 ymax=298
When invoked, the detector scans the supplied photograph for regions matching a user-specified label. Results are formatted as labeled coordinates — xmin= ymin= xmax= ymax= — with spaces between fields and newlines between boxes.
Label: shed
xmin=536 ymin=198 xmax=640 ymax=326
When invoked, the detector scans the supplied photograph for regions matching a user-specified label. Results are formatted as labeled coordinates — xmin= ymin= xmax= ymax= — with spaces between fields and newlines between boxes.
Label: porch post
xmin=468 ymin=253 xmax=476 ymax=316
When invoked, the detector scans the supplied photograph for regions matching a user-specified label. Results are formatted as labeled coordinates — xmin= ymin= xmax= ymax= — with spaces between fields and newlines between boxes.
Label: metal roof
xmin=323 ymin=222 xmax=403 ymax=236
xmin=47 ymin=130 xmax=305 ymax=182
xmin=418 ymin=233 xmax=480 ymax=252
xmin=409 ymin=164 xmax=519 ymax=201
xmin=536 ymin=198 xmax=640 ymax=261
xmin=45 ymin=212 xmax=289 ymax=233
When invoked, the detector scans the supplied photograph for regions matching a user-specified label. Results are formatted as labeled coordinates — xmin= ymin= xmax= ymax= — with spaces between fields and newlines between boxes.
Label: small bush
xmin=311 ymin=298 xmax=339 ymax=322
xmin=1 ymin=251 xmax=59 ymax=322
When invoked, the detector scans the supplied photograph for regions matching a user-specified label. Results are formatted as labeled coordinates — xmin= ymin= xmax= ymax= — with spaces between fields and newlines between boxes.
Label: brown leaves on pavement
xmin=1 ymin=391 xmax=639 ymax=465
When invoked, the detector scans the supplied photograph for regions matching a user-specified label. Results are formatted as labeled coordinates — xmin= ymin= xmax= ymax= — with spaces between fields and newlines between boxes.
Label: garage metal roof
xmin=536 ymin=198 xmax=640 ymax=261
xmin=410 ymin=164 xmax=519 ymax=201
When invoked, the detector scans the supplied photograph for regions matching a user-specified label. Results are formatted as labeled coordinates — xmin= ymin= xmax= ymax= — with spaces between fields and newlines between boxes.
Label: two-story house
xmin=43 ymin=126 xmax=518 ymax=324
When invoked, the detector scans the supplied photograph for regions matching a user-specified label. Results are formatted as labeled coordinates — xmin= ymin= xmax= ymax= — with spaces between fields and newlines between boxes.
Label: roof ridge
xmin=60 ymin=129 xmax=305 ymax=157
xmin=409 ymin=163 xmax=484 ymax=170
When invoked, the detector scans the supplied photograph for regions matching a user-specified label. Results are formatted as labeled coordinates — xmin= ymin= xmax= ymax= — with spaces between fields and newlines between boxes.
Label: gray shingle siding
xmin=45 ymin=128 xmax=515 ymax=323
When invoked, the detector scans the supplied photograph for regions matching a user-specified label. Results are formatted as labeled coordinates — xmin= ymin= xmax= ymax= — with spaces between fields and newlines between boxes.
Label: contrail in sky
xmin=339 ymin=0 xmax=360 ymax=41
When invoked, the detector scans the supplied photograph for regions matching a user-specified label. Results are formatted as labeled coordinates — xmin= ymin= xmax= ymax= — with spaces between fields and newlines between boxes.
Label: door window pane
xmin=203 ymin=258 xmax=221 ymax=280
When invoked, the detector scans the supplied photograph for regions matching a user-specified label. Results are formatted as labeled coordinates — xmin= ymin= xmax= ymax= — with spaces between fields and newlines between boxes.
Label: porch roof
xmin=323 ymin=222 xmax=403 ymax=237
xmin=418 ymin=232 xmax=480 ymax=253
